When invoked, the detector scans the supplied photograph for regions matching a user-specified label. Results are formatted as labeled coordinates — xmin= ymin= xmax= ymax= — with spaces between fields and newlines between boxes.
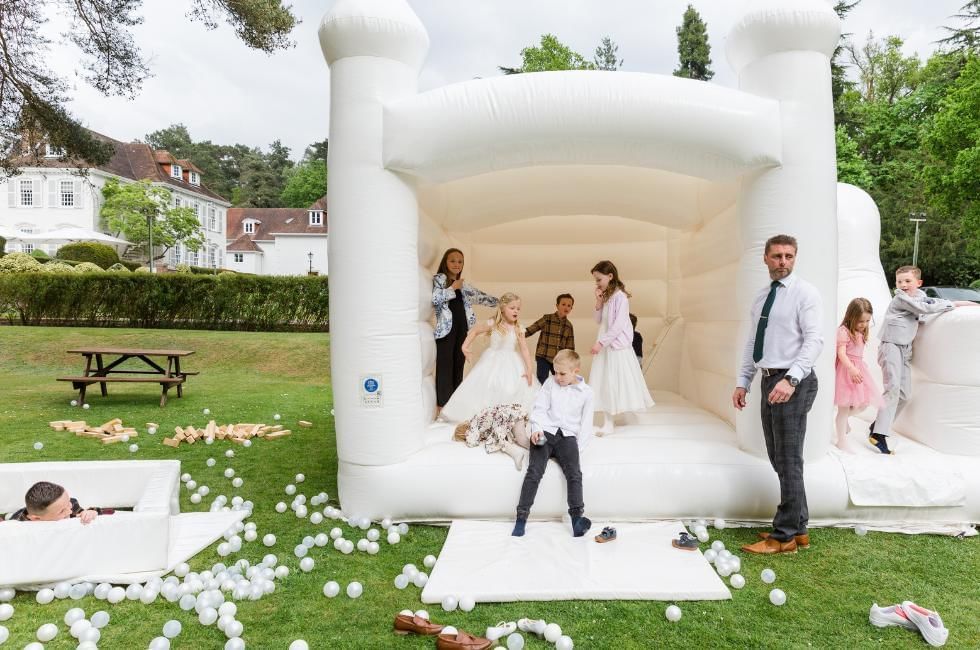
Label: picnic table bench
xmin=58 ymin=348 xmax=196 ymax=407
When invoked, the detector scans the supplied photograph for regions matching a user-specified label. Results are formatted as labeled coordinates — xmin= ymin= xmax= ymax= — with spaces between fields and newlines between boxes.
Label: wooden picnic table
xmin=58 ymin=347 xmax=197 ymax=407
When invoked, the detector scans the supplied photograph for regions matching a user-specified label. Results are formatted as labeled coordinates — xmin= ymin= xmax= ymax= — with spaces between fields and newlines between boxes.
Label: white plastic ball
xmin=441 ymin=595 xmax=458 ymax=612
xmin=53 ymin=582 xmax=70 ymax=599
xmin=70 ymin=618 xmax=92 ymax=638
xmin=224 ymin=468 xmax=235 ymax=478
xmin=243 ymin=439 xmax=252 ymax=447
xmin=507 ymin=633 xmax=525 ymax=650
xmin=367 ymin=529 xmax=380 ymax=542
xmin=94 ymin=583 xmax=111 ymax=599
xmin=275 ymin=566 xmax=289 ymax=579
xmin=285 ymin=484 xmax=296 ymax=495
xmin=263 ymin=534 xmax=276 ymax=547
xmin=0 ymin=604 xmax=12 ymax=621
xmin=37 ymin=623 xmax=59 ymax=642
xmin=83 ymin=403 xmax=90 ymax=409
xmin=441 ymin=626 xmax=458 ymax=636
xmin=128 ymin=443 xmax=139 ymax=452
xmin=106 ymin=587 xmax=125 ymax=604
xmin=544 ymin=623 xmax=563 ymax=642
xmin=294 ymin=544 xmax=308 ymax=558
xmin=761 ymin=568 xmax=776 ymax=584
xmin=181 ymin=473 xmax=192 ymax=483
xmin=310 ymin=512 xmax=323 ymax=525
xmin=199 ymin=607 xmax=219 ymax=626
xmin=769 ymin=588 xmax=787 ymax=606
xmin=387 ymin=531 xmax=401 ymax=545
xmin=346 ymin=582 xmax=363 ymax=598
xmin=711 ymin=540 xmax=725 ymax=552
xmin=459 ymin=595 xmax=475 ymax=612
xmin=36 ymin=588 xmax=55 ymax=604
xmin=367 ymin=541 xmax=380 ymax=555
xmin=207 ymin=458 xmax=216 ymax=467
xmin=356 ymin=539 xmax=369 ymax=552
xmin=381 ymin=517 xmax=392 ymax=529
xmin=186 ymin=480 xmax=197 ymax=491
xmin=163 ymin=619 xmax=183 ymax=638
xmin=415 ymin=610 xmax=429 ymax=620
xmin=33 ymin=441 xmax=43 ymax=450
xmin=714 ymin=518 xmax=727 ymax=530
xmin=71 ymin=399 xmax=78 ymax=406
xmin=295 ymin=473 xmax=305 ymax=483
xmin=329 ymin=527 xmax=343 ymax=539
xmin=398 ymin=522 xmax=409 ymax=535
xmin=217 ymin=542 xmax=231 ymax=557
xmin=203 ymin=408 xmax=211 ymax=415
xmin=148 ymin=426 xmax=157 ymax=435
xmin=393 ymin=574 xmax=409 ymax=589
xmin=274 ymin=413 xmax=281 ymax=421
xmin=855 ymin=525 xmax=868 ymax=536
xmin=730 ymin=574 xmax=746 ymax=589
xmin=275 ymin=502 xmax=287 ymax=513
xmin=232 ymin=477 xmax=243 ymax=488
xmin=225 ymin=638 xmax=245 ymax=650
xmin=423 ymin=554 xmax=437 ymax=568
xmin=198 ymin=485 xmax=210 ymax=496
xmin=322 ymin=581 xmax=340 ymax=598
xmin=190 ymin=493 xmax=203 ymax=504
xmin=174 ymin=562 xmax=190 ymax=577
xmin=179 ymin=594 xmax=197 ymax=611
xmin=341 ymin=540 xmax=355 ymax=554
xmin=703 ymin=549 xmax=717 ymax=563
xmin=225 ymin=620 xmax=244 ymax=639
xmin=300 ymin=558 xmax=314 ymax=573
xmin=149 ymin=636 xmax=171 ymax=650
xmin=0 ymin=588 xmax=12 ymax=602
xmin=665 ymin=605 xmax=682 ymax=622
xmin=556 ymin=636 xmax=574 ymax=650
xmin=80 ymin=626 xmax=101 ymax=643
xmin=219 ymin=602 xmax=238 ymax=617
xmin=243 ymin=529 xmax=257 ymax=542
xmin=302 ymin=535 xmax=315 ymax=548
xmin=64 ymin=607 xmax=85 ymax=625
xmin=413 ymin=572 xmax=428 ymax=588
xmin=0 ymin=627 xmax=7 ymax=645
xmin=314 ymin=533 xmax=328 ymax=547
xmin=225 ymin=449 xmax=235 ymax=458
xmin=125 ymin=583 xmax=143 ymax=600
xmin=288 ymin=641 xmax=308 ymax=650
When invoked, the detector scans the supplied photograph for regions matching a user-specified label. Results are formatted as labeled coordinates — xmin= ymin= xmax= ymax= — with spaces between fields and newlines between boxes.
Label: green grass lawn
xmin=0 ymin=326 xmax=977 ymax=649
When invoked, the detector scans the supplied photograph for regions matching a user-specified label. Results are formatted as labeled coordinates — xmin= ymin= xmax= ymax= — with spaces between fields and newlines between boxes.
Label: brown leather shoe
xmin=757 ymin=532 xmax=810 ymax=549
xmin=741 ymin=537 xmax=797 ymax=555
xmin=394 ymin=614 xmax=445 ymax=636
xmin=436 ymin=631 xmax=493 ymax=650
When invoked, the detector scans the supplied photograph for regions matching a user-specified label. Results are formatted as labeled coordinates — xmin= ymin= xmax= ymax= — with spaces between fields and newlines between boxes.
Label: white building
xmin=225 ymin=196 xmax=328 ymax=276
xmin=0 ymin=132 xmax=230 ymax=268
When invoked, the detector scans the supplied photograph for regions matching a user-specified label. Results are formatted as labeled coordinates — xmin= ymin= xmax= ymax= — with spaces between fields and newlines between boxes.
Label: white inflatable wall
xmin=320 ymin=0 xmax=980 ymax=527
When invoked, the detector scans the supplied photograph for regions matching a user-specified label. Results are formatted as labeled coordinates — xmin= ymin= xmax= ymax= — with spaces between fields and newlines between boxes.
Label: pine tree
xmin=593 ymin=37 xmax=623 ymax=71
xmin=673 ymin=5 xmax=714 ymax=81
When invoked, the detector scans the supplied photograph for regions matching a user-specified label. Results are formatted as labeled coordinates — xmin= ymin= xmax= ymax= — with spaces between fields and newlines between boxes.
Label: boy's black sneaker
xmin=868 ymin=433 xmax=894 ymax=455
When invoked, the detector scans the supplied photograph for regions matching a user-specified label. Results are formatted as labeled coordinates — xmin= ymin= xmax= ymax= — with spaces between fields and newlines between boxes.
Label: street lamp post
xmin=307 ymin=251 xmax=314 ymax=275
xmin=909 ymin=212 xmax=926 ymax=267
xmin=147 ymin=213 xmax=155 ymax=273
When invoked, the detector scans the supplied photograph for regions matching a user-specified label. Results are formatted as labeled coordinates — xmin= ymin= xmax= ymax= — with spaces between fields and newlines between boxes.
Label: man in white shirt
xmin=513 ymin=349 xmax=594 ymax=538
xmin=732 ymin=234 xmax=823 ymax=555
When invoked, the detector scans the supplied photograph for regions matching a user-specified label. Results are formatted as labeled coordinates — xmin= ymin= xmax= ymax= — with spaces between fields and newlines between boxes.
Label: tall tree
xmin=939 ymin=1 xmax=980 ymax=52
xmin=0 ymin=1 xmax=298 ymax=179
xmin=281 ymin=159 xmax=327 ymax=208
xmin=848 ymin=33 xmax=921 ymax=104
xmin=498 ymin=34 xmax=595 ymax=75
xmin=831 ymin=1 xmax=862 ymax=127
xmin=835 ymin=126 xmax=872 ymax=189
xmin=304 ymin=139 xmax=329 ymax=165
xmin=100 ymin=178 xmax=204 ymax=262
xmin=593 ymin=37 xmax=623 ymax=71
xmin=673 ymin=4 xmax=714 ymax=81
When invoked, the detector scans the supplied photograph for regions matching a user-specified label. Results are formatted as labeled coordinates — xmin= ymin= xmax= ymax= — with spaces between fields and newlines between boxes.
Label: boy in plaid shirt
xmin=525 ymin=294 xmax=576 ymax=384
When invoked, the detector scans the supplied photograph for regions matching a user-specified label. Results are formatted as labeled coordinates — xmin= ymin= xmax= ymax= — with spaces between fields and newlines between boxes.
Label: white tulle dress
xmin=440 ymin=322 xmax=539 ymax=423
xmin=589 ymin=308 xmax=655 ymax=416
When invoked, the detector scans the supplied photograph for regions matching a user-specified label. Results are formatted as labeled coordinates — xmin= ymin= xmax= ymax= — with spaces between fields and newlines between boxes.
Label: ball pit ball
xmin=274 ymin=413 xmax=281 ymax=421
xmin=356 ymin=539 xmax=369 ymax=552
xmin=703 ymin=549 xmax=717 ymax=563
xmin=507 ymin=632 xmax=525 ymax=650
xmin=244 ymin=529 xmax=257 ymax=542
xmin=367 ymin=541 xmax=380 ymax=555
xmin=769 ymin=588 xmax=787 ymax=606
xmin=730 ymin=574 xmax=746 ymax=589
xmin=33 ymin=441 xmax=44 ymax=450
xmin=415 ymin=610 xmax=429 ymax=620
xmin=665 ymin=605 xmax=682 ymax=622
xmin=217 ymin=543 xmax=231 ymax=557
xmin=83 ymin=403 xmax=90 ymax=409
xmin=174 ymin=563 xmax=190 ymax=577
xmin=275 ymin=566 xmax=289 ymax=579
xmin=300 ymin=557 xmax=315 ymax=573
xmin=200 ymin=608 xmax=219 ymax=626
xmin=714 ymin=518 xmax=726 ymax=529
xmin=90 ymin=610 xmax=110 ymax=628
xmin=243 ymin=439 xmax=252 ymax=447
xmin=295 ymin=473 xmax=305 ymax=483
xmin=381 ymin=517 xmax=392 ymax=529
xmin=54 ymin=582 xmax=71 ymax=598
xmin=310 ymin=512 xmax=323 ymax=525
xmin=232 ymin=477 xmax=243 ymax=488
xmin=323 ymin=581 xmax=340 ymax=598
xmin=855 ymin=525 xmax=868 ymax=536
xmin=226 ymin=638 xmax=245 ymax=650
xmin=459 ymin=595 xmax=475 ymax=612
xmin=556 ymin=635 xmax=575 ymax=650
xmin=394 ymin=574 xmax=409 ymax=589
xmin=288 ymin=641 xmax=308 ymax=650
xmin=275 ymin=502 xmax=288 ymax=513
xmin=387 ymin=531 xmax=401 ymax=545
xmin=294 ymin=544 xmax=308 ymax=558
xmin=37 ymin=622 xmax=59 ymax=641
xmin=711 ymin=540 xmax=725 ymax=552
xmin=64 ymin=607 xmax=85 ymax=625
xmin=544 ymin=623 xmax=563 ymax=642
xmin=107 ymin=587 xmax=125 ymax=604
xmin=330 ymin=527 xmax=343 ymax=539
xmin=70 ymin=618 xmax=93 ymax=638
xmin=263 ymin=534 xmax=277 ymax=547
xmin=441 ymin=595 xmax=458 ymax=612
xmin=761 ymin=568 xmax=776 ymax=584
xmin=149 ymin=637 xmax=171 ymax=650
xmin=71 ymin=399 xmax=78 ymax=407
xmin=346 ymin=582 xmax=363 ymax=599
xmin=314 ymin=533 xmax=328 ymax=547
xmin=186 ymin=480 xmax=198 ymax=491
xmin=0 ymin=627 xmax=9 ymax=644
xmin=203 ymin=408 xmax=211 ymax=415
xmin=367 ymin=528 xmax=380 ymax=542
xmin=207 ymin=458 xmax=216 ymax=467
xmin=423 ymin=554 xmax=437 ymax=568
xmin=295 ymin=505 xmax=308 ymax=518
xmin=224 ymin=468 xmax=235 ymax=478
xmin=0 ymin=588 xmax=12 ymax=603
xmin=441 ymin=626 xmax=458 ymax=637
xmin=224 ymin=620 xmax=244 ymax=639
xmin=398 ymin=522 xmax=409 ymax=534
xmin=341 ymin=540 xmax=355 ymax=554
xmin=225 ymin=449 xmax=235 ymax=458
xmin=120 ymin=435 xmax=130 ymax=443
xmin=35 ymin=588 xmax=55 ymax=605
xmin=695 ymin=528 xmax=710 ymax=542
xmin=0 ymin=604 xmax=13 ymax=621
xmin=148 ymin=426 xmax=157 ymax=435
xmin=413 ymin=572 xmax=428 ymax=588
xmin=285 ymin=484 xmax=296 ymax=495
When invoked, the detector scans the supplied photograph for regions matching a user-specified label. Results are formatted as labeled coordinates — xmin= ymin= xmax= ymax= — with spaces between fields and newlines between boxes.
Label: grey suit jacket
xmin=878 ymin=289 xmax=953 ymax=345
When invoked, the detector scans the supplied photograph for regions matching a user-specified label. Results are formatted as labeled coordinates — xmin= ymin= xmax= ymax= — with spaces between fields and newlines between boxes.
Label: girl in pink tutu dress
xmin=834 ymin=298 xmax=884 ymax=450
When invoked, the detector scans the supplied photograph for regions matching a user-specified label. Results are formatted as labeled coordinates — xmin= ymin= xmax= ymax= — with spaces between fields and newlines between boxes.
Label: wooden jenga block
xmin=228 ymin=437 xmax=247 ymax=445
xmin=185 ymin=425 xmax=197 ymax=440
xmin=162 ymin=437 xmax=180 ymax=448
xmin=206 ymin=420 xmax=216 ymax=437
xmin=99 ymin=418 xmax=122 ymax=433
xmin=174 ymin=426 xmax=185 ymax=436
xmin=112 ymin=423 xmax=124 ymax=433
xmin=101 ymin=435 xmax=126 ymax=444
xmin=298 ymin=420 xmax=313 ymax=428
xmin=146 ymin=422 xmax=159 ymax=429
xmin=174 ymin=431 xmax=186 ymax=442
xmin=265 ymin=430 xmax=291 ymax=439
xmin=76 ymin=431 xmax=106 ymax=439
xmin=120 ymin=428 xmax=137 ymax=435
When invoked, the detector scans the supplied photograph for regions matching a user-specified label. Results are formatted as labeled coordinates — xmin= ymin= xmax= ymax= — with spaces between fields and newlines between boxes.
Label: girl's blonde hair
xmin=490 ymin=292 xmax=522 ymax=335
xmin=841 ymin=297 xmax=873 ymax=342
xmin=453 ymin=421 xmax=469 ymax=441
xmin=591 ymin=260 xmax=631 ymax=301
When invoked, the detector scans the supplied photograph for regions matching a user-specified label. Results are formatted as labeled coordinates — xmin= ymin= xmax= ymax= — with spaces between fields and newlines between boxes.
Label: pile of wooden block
xmin=48 ymin=418 xmax=139 ymax=445
xmin=161 ymin=420 xmax=305 ymax=448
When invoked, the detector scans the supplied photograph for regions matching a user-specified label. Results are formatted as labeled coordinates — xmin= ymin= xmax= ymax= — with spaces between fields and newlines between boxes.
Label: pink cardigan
xmin=594 ymin=290 xmax=634 ymax=350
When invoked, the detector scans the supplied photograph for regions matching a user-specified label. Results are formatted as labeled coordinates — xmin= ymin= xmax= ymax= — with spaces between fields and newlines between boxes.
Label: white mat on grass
xmin=421 ymin=520 xmax=731 ymax=603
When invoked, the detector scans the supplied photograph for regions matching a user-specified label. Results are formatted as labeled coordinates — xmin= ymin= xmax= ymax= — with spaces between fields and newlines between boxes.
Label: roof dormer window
xmin=171 ymin=164 xmax=182 ymax=179
xmin=189 ymin=171 xmax=200 ymax=186
xmin=244 ymin=221 xmax=255 ymax=234
xmin=309 ymin=210 xmax=323 ymax=226
xmin=45 ymin=144 xmax=65 ymax=158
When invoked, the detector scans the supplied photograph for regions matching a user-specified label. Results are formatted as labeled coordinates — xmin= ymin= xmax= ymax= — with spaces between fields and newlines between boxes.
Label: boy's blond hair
xmin=895 ymin=265 xmax=921 ymax=279
xmin=553 ymin=349 xmax=580 ymax=368
xmin=453 ymin=421 xmax=469 ymax=441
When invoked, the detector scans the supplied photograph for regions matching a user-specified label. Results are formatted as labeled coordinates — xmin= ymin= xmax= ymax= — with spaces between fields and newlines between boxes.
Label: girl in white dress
xmin=589 ymin=260 xmax=654 ymax=434
xmin=440 ymin=293 xmax=538 ymax=423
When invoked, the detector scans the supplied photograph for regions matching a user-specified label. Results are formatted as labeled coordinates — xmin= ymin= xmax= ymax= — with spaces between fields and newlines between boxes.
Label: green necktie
xmin=752 ymin=281 xmax=781 ymax=363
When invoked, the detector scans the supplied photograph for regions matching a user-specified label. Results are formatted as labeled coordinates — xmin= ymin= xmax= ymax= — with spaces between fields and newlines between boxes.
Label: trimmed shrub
xmin=74 ymin=262 xmax=105 ymax=273
xmin=175 ymin=263 xmax=192 ymax=274
xmin=0 ymin=273 xmax=329 ymax=331
xmin=121 ymin=260 xmax=142 ymax=271
xmin=971 ymin=279 xmax=980 ymax=290
xmin=107 ymin=263 xmax=131 ymax=272
xmin=0 ymin=236 xmax=6 ymax=257
xmin=0 ymin=253 xmax=44 ymax=273
xmin=55 ymin=242 xmax=120 ymax=269
xmin=42 ymin=262 xmax=77 ymax=274
xmin=30 ymin=249 xmax=51 ymax=261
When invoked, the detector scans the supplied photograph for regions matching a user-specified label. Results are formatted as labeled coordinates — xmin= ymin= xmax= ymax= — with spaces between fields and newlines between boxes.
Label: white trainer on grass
xmin=902 ymin=601 xmax=949 ymax=647
xmin=518 ymin=618 xmax=547 ymax=637
xmin=869 ymin=603 xmax=916 ymax=630
xmin=485 ymin=621 xmax=517 ymax=642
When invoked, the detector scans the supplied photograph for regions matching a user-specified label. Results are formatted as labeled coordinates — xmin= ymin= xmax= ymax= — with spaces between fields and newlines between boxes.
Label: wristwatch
xmin=786 ymin=375 xmax=800 ymax=388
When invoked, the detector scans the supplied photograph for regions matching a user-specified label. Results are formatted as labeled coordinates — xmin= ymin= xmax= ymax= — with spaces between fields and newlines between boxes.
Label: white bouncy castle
xmin=320 ymin=0 xmax=980 ymax=531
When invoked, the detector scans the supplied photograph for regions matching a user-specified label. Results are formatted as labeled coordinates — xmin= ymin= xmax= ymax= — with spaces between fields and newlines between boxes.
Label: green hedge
xmin=0 ymin=273 xmax=329 ymax=331
xmin=971 ymin=279 xmax=980 ymax=290
xmin=55 ymin=242 xmax=120 ymax=269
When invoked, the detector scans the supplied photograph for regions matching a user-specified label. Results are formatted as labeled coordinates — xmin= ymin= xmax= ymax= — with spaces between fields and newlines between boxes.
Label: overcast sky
xmin=52 ymin=0 xmax=967 ymax=160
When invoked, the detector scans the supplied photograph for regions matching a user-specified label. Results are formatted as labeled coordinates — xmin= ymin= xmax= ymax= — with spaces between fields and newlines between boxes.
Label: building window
xmin=60 ymin=180 xmax=75 ymax=207
xmin=45 ymin=144 xmax=65 ymax=158
xmin=208 ymin=205 xmax=216 ymax=231
xmin=174 ymin=196 xmax=182 ymax=208
xmin=244 ymin=222 xmax=254 ymax=234
xmin=309 ymin=210 xmax=323 ymax=226
xmin=233 ymin=253 xmax=244 ymax=263
xmin=189 ymin=171 xmax=200 ymax=186
xmin=187 ymin=250 xmax=198 ymax=266
xmin=171 ymin=164 xmax=182 ymax=179
xmin=22 ymin=243 xmax=35 ymax=254
xmin=19 ymin=180 xmax=33 ymax=207
xmin=208 ymin=247 xmax=217 ymax=268
xmin=193 ymin=202 xmax=201 ymax=219
xmin=170 ymin=244 xmax=182 ymax=266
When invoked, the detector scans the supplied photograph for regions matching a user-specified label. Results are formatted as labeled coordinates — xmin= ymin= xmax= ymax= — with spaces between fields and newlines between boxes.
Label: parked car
xmin=922 ymin=286 xmax=980 ymax=304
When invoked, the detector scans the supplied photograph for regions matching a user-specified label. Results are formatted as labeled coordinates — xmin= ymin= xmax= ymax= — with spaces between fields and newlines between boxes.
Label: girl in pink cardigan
xmin=589 ymin=260 xmax=655 ymax=434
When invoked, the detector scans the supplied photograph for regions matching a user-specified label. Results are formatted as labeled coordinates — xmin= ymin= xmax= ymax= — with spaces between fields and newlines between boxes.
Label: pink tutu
xmin=834 ymin=357 xmax=883 ymax=408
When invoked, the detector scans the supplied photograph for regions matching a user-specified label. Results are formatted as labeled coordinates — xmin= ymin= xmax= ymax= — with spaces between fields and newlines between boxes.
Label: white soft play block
xmin=421 ymin=520 xmax=731 ymax=602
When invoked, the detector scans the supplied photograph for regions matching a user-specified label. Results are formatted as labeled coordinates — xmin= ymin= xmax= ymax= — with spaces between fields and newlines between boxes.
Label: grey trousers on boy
xmin=516 ymin=429 xmax=583 ymax=520
xmin=873 ymin=341 xmax=912 ymax=437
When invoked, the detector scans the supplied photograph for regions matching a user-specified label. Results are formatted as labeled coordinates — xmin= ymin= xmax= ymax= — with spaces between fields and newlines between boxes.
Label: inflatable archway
xmin=320 ymin=0 xmax=980 ymax=529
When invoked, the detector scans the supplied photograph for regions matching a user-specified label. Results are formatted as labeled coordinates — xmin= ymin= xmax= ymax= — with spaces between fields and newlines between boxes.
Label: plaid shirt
xmin=525 ymin=313 xmax=575 ymax=362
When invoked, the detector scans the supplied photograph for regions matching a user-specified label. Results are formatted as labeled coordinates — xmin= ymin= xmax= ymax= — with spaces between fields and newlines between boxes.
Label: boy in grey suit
xmin=870 ymin=265 xmax=978 ymax=454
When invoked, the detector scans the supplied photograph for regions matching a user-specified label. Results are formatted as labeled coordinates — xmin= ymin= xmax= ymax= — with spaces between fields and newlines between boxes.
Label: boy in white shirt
xmin=512 ymin=349 xmax=594 ymax=537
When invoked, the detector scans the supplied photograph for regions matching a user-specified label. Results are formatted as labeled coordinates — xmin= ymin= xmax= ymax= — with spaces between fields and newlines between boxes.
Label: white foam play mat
xmin=421 ymin=520 xmax=731 ymax=603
